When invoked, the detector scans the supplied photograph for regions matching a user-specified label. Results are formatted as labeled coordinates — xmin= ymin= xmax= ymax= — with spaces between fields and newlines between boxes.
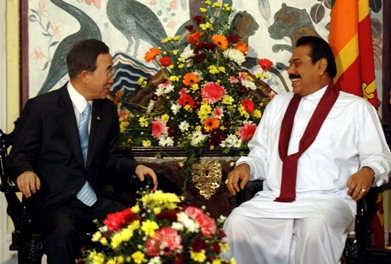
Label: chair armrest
xmin=235 ymin=179 xmax=263 ymax=207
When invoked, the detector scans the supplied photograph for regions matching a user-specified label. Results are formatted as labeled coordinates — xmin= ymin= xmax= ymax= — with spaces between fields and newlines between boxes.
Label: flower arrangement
xmin=80 ymin=190 xmax=235 ymax=264
xmin=115 ymin=1 xmax=274 ymax=176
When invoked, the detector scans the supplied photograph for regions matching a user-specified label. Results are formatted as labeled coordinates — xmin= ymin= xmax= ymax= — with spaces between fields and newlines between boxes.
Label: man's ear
xmin=317 ymin=58 xmax=328 ymax=75
xmin=80 ymin=70 xmax=90 ymax=83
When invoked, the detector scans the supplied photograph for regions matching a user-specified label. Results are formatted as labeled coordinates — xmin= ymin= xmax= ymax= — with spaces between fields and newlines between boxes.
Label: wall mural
xmin=25 ymin=0 xmax=385 ymax=114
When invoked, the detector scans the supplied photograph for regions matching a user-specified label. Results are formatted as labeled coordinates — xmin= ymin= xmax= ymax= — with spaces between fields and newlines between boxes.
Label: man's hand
xmin=226 ymin=163 xmax=250 ymax=196
xmin=346 ymin=167 xmax=374 ymax=201
xmin=135 ymin=165 xmax=158 ymax=191
xmin=16 ymin=171 xmax=41 ymax=198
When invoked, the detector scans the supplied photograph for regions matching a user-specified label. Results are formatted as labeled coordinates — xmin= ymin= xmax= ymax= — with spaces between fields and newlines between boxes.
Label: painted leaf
xmin=370 ymin=0 xmax=382 ymax=13
xmin=310 ymin=4 xmax=325 ymax=24
xmin=258 ymin=0 xmax=271 ymax=21
xmin=324 ymin=0 xmax=333 ymax=9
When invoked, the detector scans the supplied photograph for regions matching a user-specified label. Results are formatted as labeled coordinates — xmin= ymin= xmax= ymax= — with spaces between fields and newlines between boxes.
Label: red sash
xmin=275 ymin=82 xmax=339 ymax=202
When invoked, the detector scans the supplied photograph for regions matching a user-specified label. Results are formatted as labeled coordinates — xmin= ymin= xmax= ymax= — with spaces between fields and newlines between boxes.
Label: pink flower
xmin=229 ymin=76 xmax=239 ymax=83
xmin=51 ymin=23 xmax=63 ymax=39
xmin=103 ymin=208 xmax=139 ymax=232
xmin=31 ymin=46 xmax=44 ymax=65
xmin=37 ymin=0 xmax=49 ymax=17
xmin=238 ymin=121 xmax=257 ymax=143
xmin=152 ymin=118 xmax=167 ymax=139
xmin=167 ymin=21 xmax=177 ymax=30
xmin=185 ymin=206 xmax=216 ymax=238
xmin=201 ymin=82 xmax=225 ymax=104
xmin=213 ymin=108 xmax=224 ymax=119
xmin=145 ymin=227 xmax=182 ymax=256
xmin=169 ymin=0 xmax=179 ymax=10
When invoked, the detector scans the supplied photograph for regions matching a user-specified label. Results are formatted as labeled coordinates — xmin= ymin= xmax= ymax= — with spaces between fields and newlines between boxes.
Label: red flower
xmin=178 ymin=92 xmax=195 ymax=108
xmin=211 ymin=241 xmax=221 ymax=253
xmin=185 ymin=206 xmax=216 ymax=238
xmin=187 ymin=31 xmax=204 ymax=45
xmin=201 ymin=82 xmax=225 ymax=104
xmin=159 ymin=56 xmax=171 ymax=67
xmin=239 ymin=121 xmax=257 ymax=143
xmin=192 ymin=237 xmax=207 ymax=252
xmin=227 ymin=34 xmax=240 ymax=44
xmin=258 ymin=58 xmax=273 ymax=71
xmin=185 ymin=24 xmax=194 ymax=32
xmin=241 ymin=98 xmax=255 ymax=113
xmin=192 ymin=15 xmax=203 ymax=25
xmin=145 ymin=227 xmax=182 ymax=256
xmin=157 ymin=210 xmax=178 ymax=222
xmin=103 ymin=208 xmax=139 ymax=232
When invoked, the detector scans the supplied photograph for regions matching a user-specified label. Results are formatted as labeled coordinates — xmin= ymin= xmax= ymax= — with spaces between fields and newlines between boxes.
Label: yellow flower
xmin=200 ymin=22 xmax=213 ymax=30
xmin=222 ymin=96 xmax=234 ymax=105
xmin=212 ymin=2 xmax=222 ymax=8
xmin=141 ymin=220 xmax=159 ymax=236
xmin=107 ymin=260 xmax=115 ymax=264
xmin=229 ymin=258 xmax=237 ymax=264
xmin=139 ymin=117 xmax=149 ymax=127
xmin=153 ymin=207 xmax=162 ymax=214
xmin=131 ymin=204 xmax=140 ymax=213
xmin=130 ymin=220 xmax=140 ymax=230
xmin=218 ymin=66 xmax=226 ymax=73
xmin=142 ymin=140 xmax=151 ymax=147
xmin=191 ymin=83 xmax=199 ymax=91
xmin=212 ymin=259 xmax=222 ymax=264
xmin=238 ymin=105 xmax=250 ymax=119
xmin=120 ymin=228 xmax=133 ymax=241
xmin=100 ymin=237 xmax=108 ymax=246
xmin=91 ymin=231 xmax=101 ymax=242
xmin=137 ymin=77 xmax=144 ymax=84
xmin=111 ymin=233 xmax=123 ymax=249
xmin=190 ymin=249 xmax=207 ymax=262
xmin=220 ymin=242 xmax=230 ymax=253
xmin=200 ymin=7 xmax=207 ymax=13
xmin=253 ymin=109 xmax=262 ymax=118
xmin=132 ymin=251 xmax=146 ymax=264
xmin=161 ymin=114 xmax=169 ymax=122
xmin=117 ymin=256 xmax=125 ymax=264
xmin=208 ymin=65 xmax=220 ymax=74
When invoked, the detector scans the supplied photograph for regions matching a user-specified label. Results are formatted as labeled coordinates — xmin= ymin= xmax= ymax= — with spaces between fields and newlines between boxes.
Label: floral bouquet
xmin=115 ymin=1 xmax=274 ymax=175
xmin=80 ymin=190 xmax=235 ymax=264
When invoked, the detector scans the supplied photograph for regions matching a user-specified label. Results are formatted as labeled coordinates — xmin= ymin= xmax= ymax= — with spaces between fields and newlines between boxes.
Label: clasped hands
xmin=225 ymin=164 xmax=374 ymax=202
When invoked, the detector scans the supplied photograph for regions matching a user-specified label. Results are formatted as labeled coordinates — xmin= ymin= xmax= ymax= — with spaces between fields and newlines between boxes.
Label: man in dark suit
xmin=7 ymin=39 xmax=158 ymax=263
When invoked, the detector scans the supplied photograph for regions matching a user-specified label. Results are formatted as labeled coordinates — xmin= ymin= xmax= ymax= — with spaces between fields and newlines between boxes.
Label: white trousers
xmin=223 ymin=215 xmax=347 ymax=264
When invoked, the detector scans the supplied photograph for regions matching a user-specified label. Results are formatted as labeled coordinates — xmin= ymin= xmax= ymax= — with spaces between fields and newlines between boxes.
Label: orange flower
xmin=187 ymin=31 xmax=204 ymax=45
xmin=234 ymin=42 xmax=249 ymax=53
xmin=183 ymin=73 xmax=200 ymax=86
xmin=212 ymin=34 xmax=228 ymax=50
xmin=145 ymin=47 xmax=161 ymax=62
xmin=204 ymin=117 xmax=220 ymax=131
xmin=113 ymin=89 xmax=124 ymax=105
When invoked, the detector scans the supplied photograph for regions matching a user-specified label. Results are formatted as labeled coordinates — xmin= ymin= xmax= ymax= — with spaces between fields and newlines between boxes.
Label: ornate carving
xmin=191 ymin=160 xmax=222 ymax=199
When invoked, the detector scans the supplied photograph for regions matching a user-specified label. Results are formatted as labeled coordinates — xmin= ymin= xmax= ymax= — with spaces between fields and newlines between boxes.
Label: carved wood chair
xmin=0 ymin=120 xmax=153 ymax=263
xmin=235 ymin=124 xmax=391 ymax=264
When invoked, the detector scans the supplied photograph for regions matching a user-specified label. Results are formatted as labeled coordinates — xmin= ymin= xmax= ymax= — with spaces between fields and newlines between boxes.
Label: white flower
xmin=191 ymin=131 xmax=208 ymax=146
xmin=171 ymin=103 xmax=181 ymax=115
xmin=146 ymin=100 xmax=155 ymax=114
xmin=223 ymin=48 xmax=246 ymax=65
xmin=158 ymin=136 xmax=174 ymax=147
xmin=180 ymin=46 xmax=195 ymax=60
xmin=177 ymin=212 xmax=199 ymax=233
xmin=179 ymin=121 xmax=190 ymax=132
xmin=220 ymin=134 xmax=242 ymax=148
xmin=172 ymin=222 xmax=184 ymax=231
xmin=241 ymin=79 xmax=257 ymax=90
xmin=155 ymin=86 xmax=165 ymax=96
xmin=193 ymin=70 xmax=204 ymax=81
xmin=148 ymin=257 xmax=162 ymax=264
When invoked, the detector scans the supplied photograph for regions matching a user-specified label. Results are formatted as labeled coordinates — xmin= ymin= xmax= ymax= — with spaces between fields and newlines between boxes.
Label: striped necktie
xmin=76 ymin=103 xmax=97 ymax=206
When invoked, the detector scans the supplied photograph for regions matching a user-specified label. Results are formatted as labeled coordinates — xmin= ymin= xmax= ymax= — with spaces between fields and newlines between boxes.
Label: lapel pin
xmin=97 ymin=116 xmax=101 ymax=120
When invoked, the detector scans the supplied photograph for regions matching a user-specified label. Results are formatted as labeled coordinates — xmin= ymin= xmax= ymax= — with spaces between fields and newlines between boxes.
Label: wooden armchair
xmin=235 ymin=124 xmax=391 ymax=264
xmin=0 ymin=120 xmax=153 ymax=263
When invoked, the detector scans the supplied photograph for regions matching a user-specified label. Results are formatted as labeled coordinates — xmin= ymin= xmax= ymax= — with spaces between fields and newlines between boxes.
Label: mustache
xmin=289 ymin=74 xmax=301 ymax=79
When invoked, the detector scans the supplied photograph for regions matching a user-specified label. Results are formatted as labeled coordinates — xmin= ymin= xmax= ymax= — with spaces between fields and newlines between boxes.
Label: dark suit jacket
xmin=7 ymin=84 xmax=139 ymax=214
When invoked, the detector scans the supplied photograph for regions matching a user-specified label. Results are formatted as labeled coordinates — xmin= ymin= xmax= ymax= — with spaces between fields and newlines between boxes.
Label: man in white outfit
xmin=223 ymin=36 xmax=391 ymax=264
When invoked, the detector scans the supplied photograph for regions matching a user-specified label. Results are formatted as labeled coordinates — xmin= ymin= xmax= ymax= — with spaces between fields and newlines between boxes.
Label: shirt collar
xmin=67 ymin=82 xmax=92 ymax=114
xmin=302 ymin=84 xmax=328 ymax=101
